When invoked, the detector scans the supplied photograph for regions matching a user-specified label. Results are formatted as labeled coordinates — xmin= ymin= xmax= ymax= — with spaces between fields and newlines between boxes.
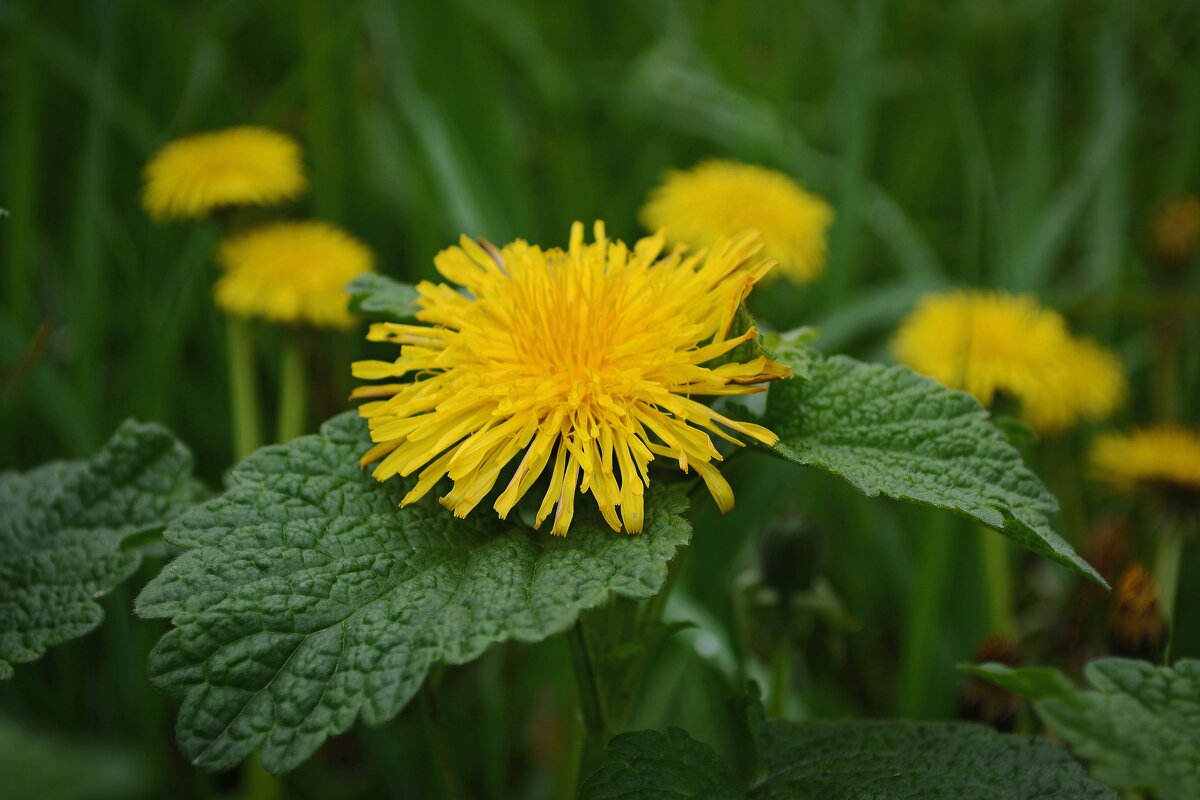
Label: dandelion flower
xmin=352 ymin=222 xmax=788 ymax=535
xmin=142 ymin=126 xmax=306 ymax=219
xmin=1090 ymin=426 xmax=1200 ymax=500
xmin=640 ymin=160 xmax=834 ymax=284
xmin=892 ymin=290 xmax=1126 ymax=434
xmin=215 ymin=221 xmax=373 ymax=328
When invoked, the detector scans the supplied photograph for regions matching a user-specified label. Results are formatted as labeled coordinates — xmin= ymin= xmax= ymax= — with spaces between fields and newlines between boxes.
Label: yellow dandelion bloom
xmin=639 ymin=160 xmax=834 ymax=284
xmin=214 ymin=221 xmax=373 ymax=328
xmin=142 ymin=126 xmax=306 ymax=219
xmin=892 ymin=290 xmax=1125 ymax=434
xmin=1090 ymin=426 xmax=1200 ymax=497
xmin=352 ymin=222 xmax=788 ymax=536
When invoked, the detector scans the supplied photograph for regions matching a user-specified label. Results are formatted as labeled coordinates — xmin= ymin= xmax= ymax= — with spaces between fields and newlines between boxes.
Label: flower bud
xmin=1107 ymin=562 xmax=1166 ymax=659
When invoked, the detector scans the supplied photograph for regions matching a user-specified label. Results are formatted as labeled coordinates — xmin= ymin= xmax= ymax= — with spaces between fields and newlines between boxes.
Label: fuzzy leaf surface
xmin=0 ymin=420 xmax=198 ymax=679
xmin=138 ymin=412 xmax=691 ymax=773
xmin=763 ymin=355 xmax=1100 ymax=582
xmin=969 ymin=658 xmax=1200 ymax=800
xmin=346 ymin=273 xmax=419 ymax=320
xmin=583 ymin=719 xmax=1114 ymax=799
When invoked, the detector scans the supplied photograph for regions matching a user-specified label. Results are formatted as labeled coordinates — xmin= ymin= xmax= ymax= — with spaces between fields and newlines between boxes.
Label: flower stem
xmin=980 ymin=530 xmax=1016 ymax=637
xmin=226 ymin=316 xmax=261 ymax=460
xmin=420 ymin=684 xmax=464 ymax=800
xmin=1154 ymin=525 xmax=1184 ymax=629
xmin=276 ymin=335 xmax=307 ymax=443
xmin=242 ymin=753 xmax=282 ymax=800
xmin=567 ymin=620 xmax=608 ymax=791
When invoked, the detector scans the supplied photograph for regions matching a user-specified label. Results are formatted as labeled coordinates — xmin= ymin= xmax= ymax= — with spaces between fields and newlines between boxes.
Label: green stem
xmin=1154 ymin=526 xmax=1184 ymax=629
xmin=242 ymin=753 xmax=282 ymax=800
xmin=567 ymin=621 xmax=608 ymax=792
xmin=276 ymin=335 xmax=307 ymax=443
xmin=980 ymin=530 xmax=1017 ymax=637
xmin=420 ymin=685 xmax=464 ymax=800
xmin=226 ymin=316 xmax=262 ymax=459
xmin=897 ymin=514 xmax=953 ymax=718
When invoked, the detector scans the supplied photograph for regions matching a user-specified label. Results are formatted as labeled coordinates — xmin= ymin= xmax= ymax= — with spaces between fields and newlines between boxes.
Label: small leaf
xmin=969 ymin=658 xmax=1200 ymax=800
xmin=0 ymin=420 xmax=199 ymax=679
xmin=710 ymin=309 xmax=816 ymax=382
xmin=763 ymin=355 xmax=1101 ymax=583
xmin=138 ymin=412 xmax=690 ymax=773
xmin=346 ymin=273 xmax=419 ymax=320
xmin=583 ymin=718 xmax=1115 ymax=799
xmin=761 ymin=326 xmax=819 ymax=381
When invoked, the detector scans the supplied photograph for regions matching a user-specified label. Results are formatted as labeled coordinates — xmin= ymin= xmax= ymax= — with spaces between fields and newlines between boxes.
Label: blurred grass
xmin=2 ymin=0 xmax=1199 ymax=797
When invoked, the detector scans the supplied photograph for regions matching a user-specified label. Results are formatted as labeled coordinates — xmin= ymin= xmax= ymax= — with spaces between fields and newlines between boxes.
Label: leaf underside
xmin=763 ymin=355 xmax=1101 ymax=583
xmin=969 ymin=658 xmax=1200 ymax=800
xmin=137 ymin=412 xmax=691 ymax=773
xmin=0 ymin=420 xmax=198 ymax=679
xmin=583 ymin=718 xmax=1115 ymax=799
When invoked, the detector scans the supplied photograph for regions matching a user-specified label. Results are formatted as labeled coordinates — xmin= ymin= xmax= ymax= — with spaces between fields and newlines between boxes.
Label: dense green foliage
xmin=2 ymin=1 xmax=1198 ymax=798
xmin=969 ymin=659 xmax=1200 ymax=800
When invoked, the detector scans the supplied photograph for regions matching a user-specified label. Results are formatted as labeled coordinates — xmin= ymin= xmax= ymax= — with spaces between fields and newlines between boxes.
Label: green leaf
xmin=583 ymin=719 xmax=1115 ymax=799
xmin=137 ymin=412 xmax=691 ymax=773
xmin=763 ymin=355 xmax=1101 ymax=583
xmin=346 ymin=272 xmax=419 ymax=320
xmin=968 ymin=658 xmax=1200 ymax=800
xmin=0 ymin=420 xmax=199 ymax=679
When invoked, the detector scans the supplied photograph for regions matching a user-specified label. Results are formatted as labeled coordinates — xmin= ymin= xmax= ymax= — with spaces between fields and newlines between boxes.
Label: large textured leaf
xmin=763 ymin=355 xmax=1100 ymax=583
xmin=583 ymin=719 xmax=1114 ymax=799
xmin=968 ymin=658 xmax=1200 ymax=800
xmin=137 ymin=412 xmax=691 ymax=773
xmin=346 ymin=272 xmax=419 ymax=320
xmin=0 ymin=420 xmax=198 ymax=679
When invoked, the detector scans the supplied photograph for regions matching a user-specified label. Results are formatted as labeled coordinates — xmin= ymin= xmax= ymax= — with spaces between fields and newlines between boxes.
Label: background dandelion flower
xmin=141 ymin=126 xmax=306 ymax=219
xmin=352 ymin=221 xmax=788 ymax=535
xmin=640 ymin=160 xmax=834 ymax=284
xmin=1090 ymin=426 xmax=1200 ymax=499
xmin=214 ymin=221 xmax=373 ymax=328
xmin=892 ymin=290 xmax=1125 ymax=434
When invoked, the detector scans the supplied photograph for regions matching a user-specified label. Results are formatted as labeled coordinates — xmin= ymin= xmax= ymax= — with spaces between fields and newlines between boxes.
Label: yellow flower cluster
xmin=892 ymin=290 xmax=1126 ymax=434
xmin=142 ymin=126 xmax=373 ymax=329
xmin=640 ymin=160 xmax=834 ymax=285
xmin=352 ymin=222 xmax=788 ymax=535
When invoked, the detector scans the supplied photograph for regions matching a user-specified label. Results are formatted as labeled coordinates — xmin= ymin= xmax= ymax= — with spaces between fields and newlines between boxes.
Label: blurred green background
xmin=2 ymin=0 xmax=1199 ymax=798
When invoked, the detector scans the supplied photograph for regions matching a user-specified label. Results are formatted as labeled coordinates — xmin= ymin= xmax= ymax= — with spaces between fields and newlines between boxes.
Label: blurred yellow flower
xmin=892 ymin=290 xmax=1126 ymax=434
xmin=1090 ymin=426 xmax=1200 ymax=497
xmin=1020 ymin=337 xmax=1127 ymax=434
xmin=142 ymin=126 xmax=306 ymax=219
xmin=639 ymin=160 xmax=834 ymax=284
xmin=214 ymin=221 xmax=372 ymax=328
xmin=352 ymin=222 xmax=787 ymax=535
